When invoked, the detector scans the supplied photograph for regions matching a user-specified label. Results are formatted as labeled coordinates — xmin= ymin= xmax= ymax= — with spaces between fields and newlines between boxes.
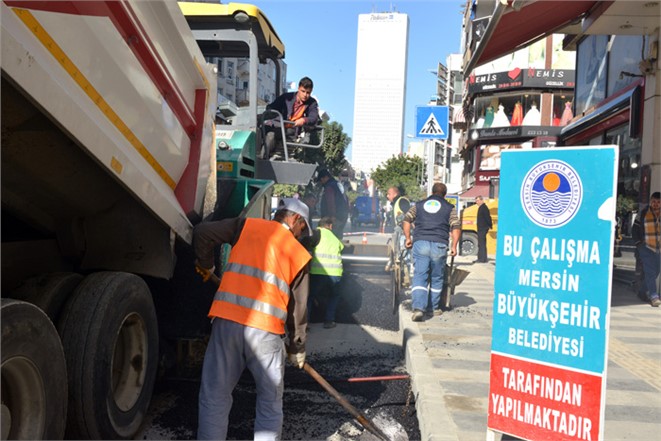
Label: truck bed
xmin=1 ymin=0 xmax=217 ymax=285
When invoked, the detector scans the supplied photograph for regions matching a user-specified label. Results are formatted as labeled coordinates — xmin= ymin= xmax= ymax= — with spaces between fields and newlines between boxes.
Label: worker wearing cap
xmin=193 ymin=198 xmax=312 ymax=440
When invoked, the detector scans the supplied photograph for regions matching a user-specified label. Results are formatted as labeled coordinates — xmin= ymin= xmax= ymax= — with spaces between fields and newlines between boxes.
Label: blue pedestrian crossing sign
xmin=416 ymin=106 xmax=448 ymax=139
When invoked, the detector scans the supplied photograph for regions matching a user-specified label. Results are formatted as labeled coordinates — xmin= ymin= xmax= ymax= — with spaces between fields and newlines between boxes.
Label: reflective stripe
xmin=314 ymin=252 xmax=340 ymax=260
xmin=312 ymin=262 xmax=342 ymax=270
xmin=213 ymin=291 xmax=288 ymax=322
xmin=411 ymin=286 xmax=428 ymax=293
xmin=225 ymin=262 xmax=290 ymax=297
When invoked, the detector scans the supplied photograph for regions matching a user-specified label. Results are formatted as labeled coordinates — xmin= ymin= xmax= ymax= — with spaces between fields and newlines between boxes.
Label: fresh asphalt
xmin=136 ymin=222 xmax=420 ymax=440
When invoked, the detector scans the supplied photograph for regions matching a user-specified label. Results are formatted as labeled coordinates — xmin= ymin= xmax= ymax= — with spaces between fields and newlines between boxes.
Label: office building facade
xmin=351 ymin=12 xmax=409 ymax=174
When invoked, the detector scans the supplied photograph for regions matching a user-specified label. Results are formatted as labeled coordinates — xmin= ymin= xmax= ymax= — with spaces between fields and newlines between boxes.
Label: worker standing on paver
xmin=193 ymin=198 xmax=312 ymax=440
xmin=403 ymin=183 xmax=461 ymax=321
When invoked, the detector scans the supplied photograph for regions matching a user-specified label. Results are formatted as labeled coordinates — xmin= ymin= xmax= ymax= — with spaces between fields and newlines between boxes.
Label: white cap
xmin=277 ymin=198 xmax=311 ymax=235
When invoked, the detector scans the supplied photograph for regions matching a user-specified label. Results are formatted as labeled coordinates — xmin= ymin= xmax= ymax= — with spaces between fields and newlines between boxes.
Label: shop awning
xmin=561 ymin=83 xmax=641 ymax=142
xmin=457 ymin=185 xmax=491 ymax=199
xmin=464 ymin=0 xmax=599 ymax=74
xmin=452 ymin=107 xmax=466 ymax=125
xmin=452 ymin=106 xmax=467 ymax=130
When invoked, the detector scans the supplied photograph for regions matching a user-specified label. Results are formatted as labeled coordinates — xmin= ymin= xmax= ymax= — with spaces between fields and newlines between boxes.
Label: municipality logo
xmin=521 ymin=160 xmax=582 ymax=228
xmin=423 ymin=200 xmax=441 ymax=213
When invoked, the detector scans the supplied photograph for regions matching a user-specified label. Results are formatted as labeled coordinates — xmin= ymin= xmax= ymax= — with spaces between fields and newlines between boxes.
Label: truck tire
xmin=1 ymin=299 xmax=68 ymax=440
xmin=461 ymin=232 xmax=479 ymax=256
xmin=58 ymin=272 xmax=158 ymax=439
xmin=10 ymin=272 xmax=83 ymax=325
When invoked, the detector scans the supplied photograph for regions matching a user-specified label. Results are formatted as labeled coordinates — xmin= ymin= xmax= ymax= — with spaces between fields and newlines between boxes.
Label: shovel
xmin=450 ymin=264 xmax=470 ymax=294
xmin=442 ymin=255 xmax=455 ymax=310
xmin=441 ymin=253 xmax=470 ymax=309
xmin=303 ymin=362 xmax=390 ymax=441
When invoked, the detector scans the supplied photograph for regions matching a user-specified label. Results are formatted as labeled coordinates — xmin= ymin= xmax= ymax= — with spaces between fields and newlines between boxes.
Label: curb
xmin=400 ymin=305 xmax=459 ymax=441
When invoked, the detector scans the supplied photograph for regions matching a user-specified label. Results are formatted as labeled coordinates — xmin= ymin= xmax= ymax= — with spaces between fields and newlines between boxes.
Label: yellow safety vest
xmin=393 ymin=196 xmax=410 ymax=224
xmin=310 ymin=228 xmax=344 ymax=277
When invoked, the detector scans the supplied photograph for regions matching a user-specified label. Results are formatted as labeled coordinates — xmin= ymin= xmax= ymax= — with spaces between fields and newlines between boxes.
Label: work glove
xmin=195 ymin=262 xmax=215 ymax=282
xmin=288 ymin=352 xmax=306 ymax=369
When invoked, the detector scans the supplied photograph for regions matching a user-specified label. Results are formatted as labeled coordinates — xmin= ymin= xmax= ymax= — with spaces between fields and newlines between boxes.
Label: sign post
xmin=416 ymin=106 xmax=448 ymax=193
xmin=487 ymin=146 xmax=618 ymax=441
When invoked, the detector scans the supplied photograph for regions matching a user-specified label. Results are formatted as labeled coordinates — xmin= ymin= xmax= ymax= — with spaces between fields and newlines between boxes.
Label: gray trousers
xmin=198 ymin=318 xmax=285 ymax=440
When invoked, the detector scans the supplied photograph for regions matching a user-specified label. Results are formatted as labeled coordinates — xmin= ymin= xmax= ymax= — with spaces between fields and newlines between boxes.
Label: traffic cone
xmin=362 ymin=233 xmax=367 ymax=244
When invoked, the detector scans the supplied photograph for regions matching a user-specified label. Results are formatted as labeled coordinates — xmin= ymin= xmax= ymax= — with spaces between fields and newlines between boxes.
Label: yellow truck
xmin=460 ymin=199 xmax=498 ymax=256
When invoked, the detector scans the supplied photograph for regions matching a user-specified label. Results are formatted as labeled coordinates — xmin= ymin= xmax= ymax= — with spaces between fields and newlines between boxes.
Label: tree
xmin=272 ymin=183 xmax=300 ymax=198
xmin=304 ymin=120 xmax=351 ymax=175
xmin=616 ymin=194 xmax=637 ymax=215
xmin=274 ymin=120 xmax=350 ymax=200
xmin=370 ymin=155 xmax=426 ymax=202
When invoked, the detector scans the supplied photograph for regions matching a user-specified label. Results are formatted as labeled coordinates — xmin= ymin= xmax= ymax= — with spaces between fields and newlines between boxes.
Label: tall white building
xmin=351 ymin=12 xmax=409 ymax=174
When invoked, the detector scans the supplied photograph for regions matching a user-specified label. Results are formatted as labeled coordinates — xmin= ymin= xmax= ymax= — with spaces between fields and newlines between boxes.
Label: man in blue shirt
xmin=403 ymin=183 xmax=461 ymax=321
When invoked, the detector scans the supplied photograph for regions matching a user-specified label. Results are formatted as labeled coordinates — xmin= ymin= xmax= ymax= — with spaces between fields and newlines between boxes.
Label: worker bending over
xmin=193 ymin=198 xmax=312 ymax=440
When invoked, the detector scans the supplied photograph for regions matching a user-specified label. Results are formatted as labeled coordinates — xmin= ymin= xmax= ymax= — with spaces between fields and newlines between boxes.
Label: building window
xmin=607 ymin=35 xmax=645 ymax=96
xmin=575 ymin=35 xmax=608 ymax=115
xmin=471 ymin=93 xmax=541 ymax=128
xmin=551 ymin=92 xmax=575 ymax=126
xmin=606 ymin=124 xmax=642 ymax=203
xmin=227 ymin=61 xmax=234 ymax=79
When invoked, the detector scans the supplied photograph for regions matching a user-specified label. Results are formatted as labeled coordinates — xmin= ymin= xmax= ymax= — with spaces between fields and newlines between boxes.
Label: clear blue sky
xmin=257 ymin=0 xmax=464 ymax=162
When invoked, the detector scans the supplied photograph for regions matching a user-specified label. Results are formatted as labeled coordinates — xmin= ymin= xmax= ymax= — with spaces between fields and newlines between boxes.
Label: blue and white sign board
xmin=415 ymin=106 xmax=448 ymax=139
xmin=488 ymin=146 xmax=618 ymax=441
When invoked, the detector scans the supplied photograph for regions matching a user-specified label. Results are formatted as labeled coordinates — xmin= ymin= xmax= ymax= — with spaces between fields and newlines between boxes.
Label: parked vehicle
xmin=352 ymin=196 xmax=381 ymax=227
xmin=460 ymin=199 xmax=498 ymax=256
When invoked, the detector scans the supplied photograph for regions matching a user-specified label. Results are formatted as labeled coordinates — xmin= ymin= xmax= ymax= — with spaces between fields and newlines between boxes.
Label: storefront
xmin=460 ymin=39 xmax=576 ymax=198
xmin=461 ymin=1 xmax=660 ymax=211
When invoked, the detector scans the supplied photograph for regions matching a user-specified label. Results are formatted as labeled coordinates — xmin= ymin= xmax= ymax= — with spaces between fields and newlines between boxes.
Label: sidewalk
xmin=399 ymin=255 xmax=661 ymax=441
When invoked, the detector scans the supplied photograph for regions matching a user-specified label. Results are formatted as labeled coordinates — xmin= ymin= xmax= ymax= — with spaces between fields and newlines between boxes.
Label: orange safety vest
xmin=208 ymin=218 xmax=311 ymax=334
xmin=285 ymin=102 xmax=307 ymax=128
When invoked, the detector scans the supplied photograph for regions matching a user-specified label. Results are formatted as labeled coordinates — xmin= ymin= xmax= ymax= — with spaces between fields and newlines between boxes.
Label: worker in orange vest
xmin=193 ymin=198 xmax=312 ymax=440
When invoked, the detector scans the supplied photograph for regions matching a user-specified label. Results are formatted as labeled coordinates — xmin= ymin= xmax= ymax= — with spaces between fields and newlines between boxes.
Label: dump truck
xmin=1 ymin=1 xmax=303 ymax=439
xmin=459 ymin=198 xmax=498 ymax=256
